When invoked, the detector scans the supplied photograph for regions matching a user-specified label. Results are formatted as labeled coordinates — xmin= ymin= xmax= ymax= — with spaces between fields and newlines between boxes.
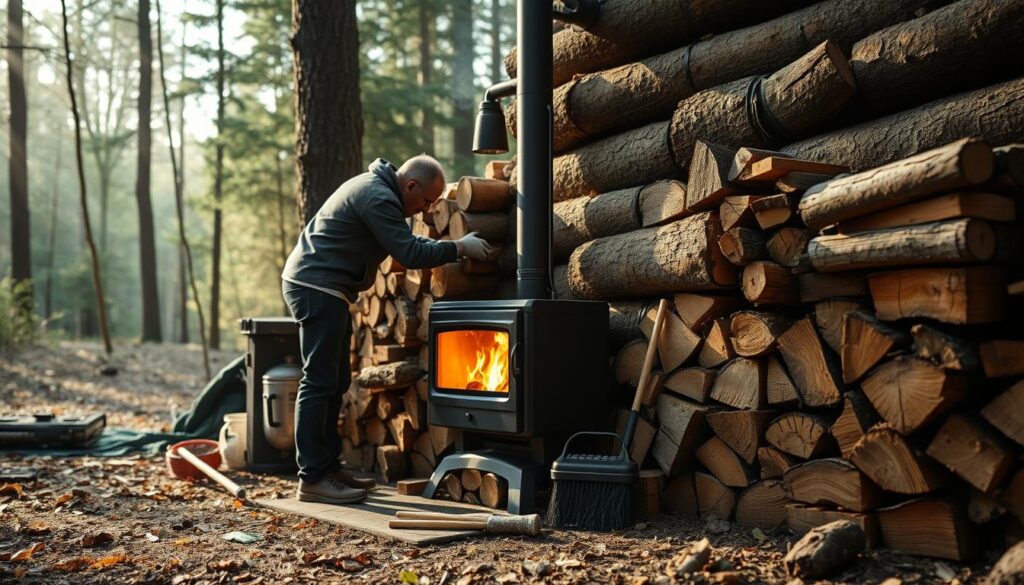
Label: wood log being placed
xmin=850 ymin=0 xmax=1024 ymax=112
xmin=430 ymin=263 xmax=499 ymax=299
xmin=758 ymin=446 xmax=796 ymax=479
xmin=736 ymin=480 xmax=790 ymax=530
xmin=783 ymin=80 xmax=1023 ymax=174
xmin=707 ymin=410 xmax=775 ymax=465
xmin=455 ymin=177 xmax=511 ymax=212
xmin=670 ymin=41 xmax=856 ymax=174
xmin=784 ymin=458 xmax=881 ymax=512
xmin=876 ymin=499 xmax=971 ymax=561
xmin=696 ymin=436 xmax=757 ymax=488
xmin=787 ymin=505 xmax=880 ymax=550
xmin=860 ymin=356 xmax=967 ymax=435
xmin=808 ymin=218 xmax=996 ymax=272
xmin=841 ymin=310 xmax=909 ymax=383
xmin=849 ymin=424 xmax=948 ymax=495
xmin=448 ymin=211 xmax=508 ymax=241
xmin=730 ymin=311 xmax=789 ymax=358
xmin=869 ymin=266 xmax=1007 ymax=324
xmin=709 ymin=358 xmax=766 ymax=410
xmin=552 ymin=180 xmax=688 ymax=262
xmin=742 ymin=261 xmax=799 ymax=305
xmin=911 ymin=323 xmax=981 ymax=372
xmin=783 ymin=520 xmax=865 ymax=579
xmin=980 ymin=340 xmax=1024 ymax=378
xmin=568 ymin=212 xmax=736 ymax=299
xmin=981 ymin=379 xmax=1024 ymax=446
xmin=695 ymin=471 xmax=736 ymax=520
xmin=831 ymin=391 xmax=881 ymax=459
xmin=778 ymin=317 xmax=844 ymax=408
xmin=815 ymin=299 xmax=865 ymax=354
xmin=674 ymin=293 xmax=743 ymax=333
xmin=765 ymin=412 xmax=834 ymax=460
xmin=766 ymin=228 xmax=810 ymax=269
xmin=926 ymin=414 xmax=1015 ymax=494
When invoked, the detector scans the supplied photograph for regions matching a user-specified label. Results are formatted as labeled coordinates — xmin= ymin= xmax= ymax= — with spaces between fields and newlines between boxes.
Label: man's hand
xmin=457 ymin=232 xmax=495 ymax=261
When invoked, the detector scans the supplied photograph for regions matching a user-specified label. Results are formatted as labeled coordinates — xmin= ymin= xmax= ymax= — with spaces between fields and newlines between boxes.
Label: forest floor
xmin=0 ymin=341 xmax=1007 ymax=584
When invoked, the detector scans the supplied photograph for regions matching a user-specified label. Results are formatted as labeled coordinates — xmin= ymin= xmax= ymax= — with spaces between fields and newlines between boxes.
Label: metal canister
xmin=262 ymin=359 xmax=301 ymax=451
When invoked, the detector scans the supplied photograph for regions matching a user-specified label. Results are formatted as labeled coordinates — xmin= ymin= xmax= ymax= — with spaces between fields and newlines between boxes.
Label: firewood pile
xmin=338 ymin=160 xmax=515 ymax=507
xmin=538 ymin=0 xmax=1023 ymax=561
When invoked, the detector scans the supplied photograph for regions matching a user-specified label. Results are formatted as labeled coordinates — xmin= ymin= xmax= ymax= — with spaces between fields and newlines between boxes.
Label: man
xmin=282 ymin=155 xmax=493 ymax=504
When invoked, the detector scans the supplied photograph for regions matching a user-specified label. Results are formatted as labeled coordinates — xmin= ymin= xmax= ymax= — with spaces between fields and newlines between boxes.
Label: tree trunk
xmin=419 ymin=0 xmax=434 ymax=152
xmin=136 ymin=0 xmax=161 ymax=342
xmin=208 ymin=0 xmax=226 ymax=349
xmin=567 ymin=212 xmax=735 ymax=299
xmin=7 ymin=0 xmax=30 ymax=296
xmin=450 ymin=0 xmax=474 ymax=176
xmin=782 ymin=78 xmax=1024 ymax=172
xmin=293 ymin=0 xmax=363 ymax=221
xmin=851 ymin=0 xmax=1024 ymax=112
xmin=44 ymin=132 xmax=63 ymax=320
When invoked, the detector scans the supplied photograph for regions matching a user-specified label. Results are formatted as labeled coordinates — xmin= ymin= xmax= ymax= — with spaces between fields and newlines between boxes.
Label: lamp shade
xmin=472 ymin=100 xmax=509 ymax=154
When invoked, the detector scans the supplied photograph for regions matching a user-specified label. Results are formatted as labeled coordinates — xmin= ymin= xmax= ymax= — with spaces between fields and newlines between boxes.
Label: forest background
xmin=0 ymin=0 xmax=515 ymax=352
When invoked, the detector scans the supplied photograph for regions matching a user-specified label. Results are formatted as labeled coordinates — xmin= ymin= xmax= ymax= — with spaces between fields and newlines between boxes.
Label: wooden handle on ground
xmin=632 ymin=298 xmax=670 ymax=412
xmin=395 ymin=511 xmax=490 ymax=521
xmin=390 ymin=519 xmax=487 ymax=530
xmin=178 ymin=447 xmax=247 ymax=500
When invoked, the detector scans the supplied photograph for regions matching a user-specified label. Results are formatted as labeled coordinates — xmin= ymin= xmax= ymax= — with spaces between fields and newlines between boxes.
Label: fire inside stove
xmin=435 ymin=329 xmax=510 ymax=393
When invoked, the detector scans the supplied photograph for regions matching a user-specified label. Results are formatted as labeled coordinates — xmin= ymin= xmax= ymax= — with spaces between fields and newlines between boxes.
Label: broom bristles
xmin=546 ymin=478 xmax=632 ymax=531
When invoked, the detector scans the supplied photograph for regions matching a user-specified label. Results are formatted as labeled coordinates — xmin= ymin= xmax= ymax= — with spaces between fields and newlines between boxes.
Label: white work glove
xmin=457 ymin=232 xmax=495 ymax=261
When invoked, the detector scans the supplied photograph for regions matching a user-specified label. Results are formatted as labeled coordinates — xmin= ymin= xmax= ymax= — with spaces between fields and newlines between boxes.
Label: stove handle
xmin=509 ymin=342 xmax=521 ymax=378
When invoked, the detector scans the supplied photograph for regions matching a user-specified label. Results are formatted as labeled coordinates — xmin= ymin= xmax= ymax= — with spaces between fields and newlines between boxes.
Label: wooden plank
xmin=747 ymin=156 xmax=849 ymax=182
xmin=837 ymin=192 xmax=1015 ymax=233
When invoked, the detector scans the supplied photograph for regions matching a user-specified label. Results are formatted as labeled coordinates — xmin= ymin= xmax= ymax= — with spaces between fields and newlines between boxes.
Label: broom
xmin=547 ymin=298 xmax=670 ymax=530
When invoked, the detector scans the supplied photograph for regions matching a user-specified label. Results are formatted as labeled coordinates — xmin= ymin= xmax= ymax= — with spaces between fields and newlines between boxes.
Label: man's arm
xmin=360 ymin=195 xmax=458 ymax=268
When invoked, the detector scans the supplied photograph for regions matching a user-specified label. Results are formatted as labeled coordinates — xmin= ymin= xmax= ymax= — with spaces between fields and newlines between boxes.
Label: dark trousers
xmin=282 ymin=281 xmax=352 ymax=484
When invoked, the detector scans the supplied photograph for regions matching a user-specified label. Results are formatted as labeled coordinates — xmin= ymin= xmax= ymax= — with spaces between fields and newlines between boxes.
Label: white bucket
xmin=219 ymin=412 xmax=248 ymax=470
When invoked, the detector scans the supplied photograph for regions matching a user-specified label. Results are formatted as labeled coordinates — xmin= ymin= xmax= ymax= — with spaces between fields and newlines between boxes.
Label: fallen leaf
xmin=7 ymin=541 xmax=45 ymax=561
xmin=53 ymin=492 xmax=74 ymax=507
xmin=399 ymin=569 xmax=419 ymax=584
xmin=90 ymin=553 xmax=129 ymax=569
xmin=80 ymin=532 xmax=115 ymax=547
xmin=0 ymin=483 xmax=24 ymax=498
xmin=20 ymin=521 xmax=51 ymax=535
xmin=222 ymin=531 xmax=261 ymax=544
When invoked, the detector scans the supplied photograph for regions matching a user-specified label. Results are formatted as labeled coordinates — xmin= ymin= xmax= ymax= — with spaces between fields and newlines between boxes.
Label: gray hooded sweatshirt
xmin=282 ymin=158 xmax=457 ymax=301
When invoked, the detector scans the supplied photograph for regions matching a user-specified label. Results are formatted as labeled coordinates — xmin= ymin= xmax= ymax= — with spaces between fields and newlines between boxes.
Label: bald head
xmin=396 ymin=154 xmax=448 ymax=217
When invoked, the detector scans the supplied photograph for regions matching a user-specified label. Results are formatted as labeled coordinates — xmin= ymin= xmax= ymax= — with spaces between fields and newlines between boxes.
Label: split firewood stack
xmin=533 ymin=0 xmax=1023 ymax=561
xmin=338 ymin=160 xmax=515 ymax=508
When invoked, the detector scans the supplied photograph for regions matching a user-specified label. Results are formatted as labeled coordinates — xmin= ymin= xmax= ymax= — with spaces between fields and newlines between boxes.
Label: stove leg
xmin=421 ymin=451 xmax=538 ymax=514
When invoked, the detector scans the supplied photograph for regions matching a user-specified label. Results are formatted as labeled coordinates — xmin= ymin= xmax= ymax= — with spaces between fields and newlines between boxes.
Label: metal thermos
xmin=262 ymin=358 xmax=300 ymax=451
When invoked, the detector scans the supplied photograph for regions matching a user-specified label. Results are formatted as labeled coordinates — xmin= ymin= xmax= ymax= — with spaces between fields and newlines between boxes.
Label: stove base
xmin=422 ymin=450 xmax=541 ymax=515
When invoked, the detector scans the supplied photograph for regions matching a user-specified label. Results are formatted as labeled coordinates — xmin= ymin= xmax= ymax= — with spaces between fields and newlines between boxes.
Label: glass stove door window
xmin=436 ymin=329 xmax=510 ymax=393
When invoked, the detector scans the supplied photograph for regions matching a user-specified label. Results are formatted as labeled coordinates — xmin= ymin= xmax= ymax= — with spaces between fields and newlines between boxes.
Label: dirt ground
xmin=0 ymin=341 xmax=1008 ymax=584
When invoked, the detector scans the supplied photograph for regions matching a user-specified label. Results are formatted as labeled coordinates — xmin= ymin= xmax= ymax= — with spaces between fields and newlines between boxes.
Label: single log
xmin=765 ymin=412 xmax=835 ymax=460
xmin=841 ymin=310 xmax=910 ymax=383
xmin=377 ymin=445 xmax=407 ymax=484
xmin=707 ymin=409 xmax=775 ymax=465
xmin=752 ymin=194 xmax=796 ymax=230
xmin=432 ymin=199 xmax=458 ymax=234
xmin=808 ymin=218 xmax=996 ymax=272
xmin=641 ymin=305 xmax=703 ymax=372
xmin=850 ymin=424 xmax=947 ymax=495
xmin=356 ymin=361 xmax=423 ymax=389
xmin=552 ymin=180 xmax=688 ymax=262
xmin=815 ymin=299 xmax=865 ymax=354
xmin=876 ymin=499 xmax=971 ymax=561
xmin=341 ymin=438 xmax=366 ymax=470
xmin=799 ymin=272 xmax=867 ymax=303
xmin=720 ymin=196 xmax=764 ymax=232
xmin=766 ymin=355 xmax=799 ymax=407
xmin=698 ymin=317 xmax=735 ymax=368
xmin=730 ymin=310 xmax=789 ymax=358
xmin=459 ymin=469 xmax=482 ymax=492
xmin=674 ymin=293 xmax=742 ymax=333
xmin=367 ymin=295 xmax=384 ymax=327
xmin=766 ymin=228 xmax=810 ymax=269
xmin=736 ymin=480 xmax=790 ymax=530
xmin=837 ymin=192 xmax=1015 ymax=234
xmin=758 ymin=446 xmax=796 ymax=479
xmin=670 ymin=41 xmax=856 ymax=173
xmin=695 ymin=471 xmax=736 ymax=520
xmin=553 ymin=121 xmax=677 ymax=203
xmin=710 ymin=358 xmax=766 ymax=410
xmin=403 ymin=269 xmax=430 ymax=300
xmin=926 ymin=414 xmax=1015 ymax=494
xmin=696 ymin=436 xmax=758 ymax=488
xmin=448 ymin=211 xmax=508 ymax=241
xmin=778 ymin=317 xmax=844 ymax=408
xmin=981 ymin=379 xmax=1024 ymax=446
xmin=980 ymin=340 xmax=1024 ymax=377
xmin=568 ymin=212 xmax=735 ymax=299
xmin=653 ymin=394 xmax=711 ymax=477
xmin=783 ymin=80 xmax=1023 ymax=175
xmin=851 ymin=0 xmax=1024 ymax=112
xmin=719 ymin=227 xmax=767 ymax=266
xmin=787 ymin=505 xmax=880 ymax=550
xmin=456 ymin=177 xmax=512 ymax=212
xmin=784 ymin=458 xmax=881 ymax=512
xmin=831 ymin=391 xmax=880 ymax=459
xmin=742 ymin=261 xmax=799 ymax=305
xmin=868 ymin=266 xmax=1007 ymax=324
xmin=861 ymin=356 xmax=966 ymax=435
xmin=430 ymin=263 xmax=499 ymax=299
xmin=687 ymin=142 xmax=745 ymax=212
xmin=616 ymin=409 xmax=658 ymax=465
xmin=661 ymin=473 xmax=699 ymax=516
xmin=479 ymin=472 xmax=507 ymax=509
xmin=442 ymin=473 xmax=463 ymax=501
xmin=776 ymin=172 xmax=835 ymax=194
xmin=783 ymin=520 xmax=865 ymax=579
xmin=912 ymin=324 xmax=981 ymax=373
xmin=663 ymin=367 xmax=715 ymax=404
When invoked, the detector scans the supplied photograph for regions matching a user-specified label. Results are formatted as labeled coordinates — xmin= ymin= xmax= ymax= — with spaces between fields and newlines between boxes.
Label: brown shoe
xmin=333 ymin=469 xmax=377 ymax=490
xmin=296 ymin=476 xmax=367 ymax=504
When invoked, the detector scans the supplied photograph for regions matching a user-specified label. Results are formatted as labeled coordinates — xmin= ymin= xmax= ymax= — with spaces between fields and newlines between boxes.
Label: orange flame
xmin=436 ymin=330 xmax=509 ymax=393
